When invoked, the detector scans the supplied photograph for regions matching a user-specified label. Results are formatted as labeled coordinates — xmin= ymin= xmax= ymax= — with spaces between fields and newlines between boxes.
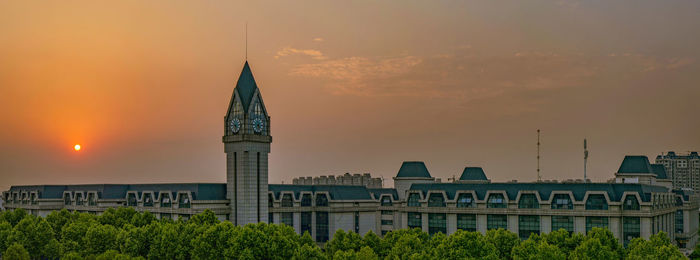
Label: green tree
xmin=130 ymin=211 xmax=157 ymax=227
xmin=511 ymin=239 xmax=566 ymax=260
xmin=83 ymin=224 xmax=120 ymax=255
xmin=485 ymin=228 xmax=521 ymax=259
xmin=626 ymin=232 xmax=684 ymax=260
xmin=7 ymin=216 xmax=57 ymax=259
xmin=540 ymin=229 xmax=584 ymax=256
xmin=4 ymin=243 xmax=30 ymax=260
xmin=293 ymin=244 xmax=326 ymax=260
xmin=433 ymin=230 xmax=499 ymax=259
xmin=188 ymin=209 xmax=219 ymax=225
xmin=0 ymin=221 xmax=13 ymax=253
xmin=325 ymin=229 xmax=364 ymax=257
xmin=569 ymin=238 xmax=618 ymax=260
xmin=362 ymin=230 xmax=381 ymax=254
xmin=191 ymin=221 xmax=238 ymax=259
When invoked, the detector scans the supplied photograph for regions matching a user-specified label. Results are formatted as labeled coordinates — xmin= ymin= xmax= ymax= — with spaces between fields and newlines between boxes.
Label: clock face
xmin=229 ymin=118 xmax=241 ymax=134
xmin=252 ymin=117 xmax=264 ymax=133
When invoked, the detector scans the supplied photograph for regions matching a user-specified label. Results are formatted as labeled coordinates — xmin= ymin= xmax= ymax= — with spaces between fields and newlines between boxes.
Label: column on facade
xmin=541 ymin=215 xmax=552 ymax=234
xmin=477 ymin=214 xmax=487 ymax=234
xmin=447 ymin=214 xmax=457 ymax=235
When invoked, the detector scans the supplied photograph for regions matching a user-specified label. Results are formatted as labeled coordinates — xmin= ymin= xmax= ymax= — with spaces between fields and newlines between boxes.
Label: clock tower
xmin=223 ymin=61 xmax=271 ymax=225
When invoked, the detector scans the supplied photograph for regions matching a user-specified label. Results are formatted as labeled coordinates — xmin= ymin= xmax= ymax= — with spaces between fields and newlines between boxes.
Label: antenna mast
xmin=584 ymin=138 xmax=589 ymax=182
xmin=537 ymin=129 xmax=541 ymax=182
xmin=245 ymin=22 xmax=248 ymax=60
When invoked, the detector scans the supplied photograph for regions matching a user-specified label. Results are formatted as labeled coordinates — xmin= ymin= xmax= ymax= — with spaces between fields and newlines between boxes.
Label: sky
xmin=1 ymin=1 xmax=699 ymax=191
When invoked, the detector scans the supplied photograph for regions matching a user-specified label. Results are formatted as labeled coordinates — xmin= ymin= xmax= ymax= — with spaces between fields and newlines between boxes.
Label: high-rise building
xmin=656 ymin=151 xmax=700 ymax=191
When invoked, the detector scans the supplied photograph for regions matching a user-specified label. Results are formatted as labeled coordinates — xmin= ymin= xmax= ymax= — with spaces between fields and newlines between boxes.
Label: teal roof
xmin=617 ymin=156 xmax=654 ymax=174
xmin=7 ymin=183 xmax=226 ymax=200
xmin=408 ymin=182 xmax=668 ymax=202
xmin=651 ymin=164 xmax=669 ymax=179
xmin=269 ymin=184 xmax=374 ymax=200
xmin=368 ymin=188 xmax=399 ymax=200
xmin=459 ymin=167 xmax=487 ymax=181
xmin=234 ymin=61 xmax=259 ymax=112
xmin=395 ymin=161 xmax=432 ymax=178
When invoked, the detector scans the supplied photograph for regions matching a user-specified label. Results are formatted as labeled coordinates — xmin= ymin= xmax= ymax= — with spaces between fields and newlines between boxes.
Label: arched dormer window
xmin=551 ymin=194 xmax=573 ymax=209
xmin=487 ymin=193 xmax=506 ymax=208
xmin=30 ymin=193 xmax=37 ymax=205
xmin=87 ymin=193 xmax=96 ymax=206
xmin=127 ymin=193 xmax=137 ymax=207
xmin=178 ymin=193 xmax=191 ymax=208
xmin=268 ymin=194 xmax=274 ymax=208
xmin=281 ymin=194 xmax=293 ymax=207
xmin=623 ymin=195 xmax=640 ymax=210
xmin=407 ymin=193 xmax=421 ymax=207
xmin=143 ymin=193 xmax=154 ymax=207
xmin=381 ymin=196 xmax=393 ymax=206
xmin=585 ymin=194 xmax=608 ymax=210
xmin=75 ymin=193 xmax=83 ymax=206
xmin=457 ymin=193 xmax=475 ymax=208
xmin=64 ymin=193 xmax=71 ymax=205
xmin=518 ymin=194 xmax=539 ymax=209
xmin=160 ymin=193 xmax=172 ymax=208
xmin=428 ymin=193 xmax=446 ymax=207
xmin=301 ymin=194 xmax=312 ymax=207
xmin=316 ymin=194 xmax=329 ymax=207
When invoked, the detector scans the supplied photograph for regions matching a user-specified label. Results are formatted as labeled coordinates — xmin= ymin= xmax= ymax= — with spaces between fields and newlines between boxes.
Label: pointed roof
xmin=395 ymin=161 xmax=432 ymax=179
xmin=459 ymin=167 xmax=488 ymax=181
xmin=234 ymin=61 xmax=259 ymax=112
xmin=617 ymin=155 xmax=654 ymax=174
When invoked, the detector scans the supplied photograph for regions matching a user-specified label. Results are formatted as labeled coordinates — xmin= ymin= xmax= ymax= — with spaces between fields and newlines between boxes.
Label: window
xmin=64 ymin=193 xmax=71 ymax=205
xmin=457 ymin=214 xmax=477 ymax=232
xmin=268 ymin=194 xmax=274 ymax=208
xmin=30 ymin=193 xmax=37 ymax=205
xmin=407 ymin=193 xmax=421 ymax=207
xmin=381 ymin=210 xmax=393 ymax=215
xmin=623 ymin=195 xmax=640 ymax=210
xmin=161 ymin=213 xmax=171 ymax=220
xmin=551 ymin=194 xmax=573 ymax=209
xmin=456 ymin=193 xmax=475 ymax=208
xmin=487 ymin=215 xmax=508 ymax=230
xmin=178 ymin=193 xmax=190 ymax=208
xmin=88 ymin=193 xmax=96 ymax=206
xmin=281 ymin=212 xmax=294 ymax=227
xmin=75 ymin=193 xmax=83 ymax=206
xmin=143 ymin=193 xmax=153 ymax=207
xmin=301 ymin=212 xmax=312 ymax=235
xmin=428 ymin=213 xmax=447 ymax=235
xmin=676 ymin=210 xmax=684 ymax=233
xmin=408 ymin=212 xmax=422 ymax=229
xmin=518 ymin=194 xmax=539 ymax=209
xmin=428 ymin=193 xmax=446 ymax=207
xmin=585 ymin=194 xmax=608 ymax=210
xmin=381 ymin=219 xmax=393 ymax=225
xmin=301 ymin=194 xmax=312 ymax=207
xmin=354 ymin=212 xmax=360 ymax=233
xmin=381 ymin=196 xmax=393 ymax=206
xmin=518 ymin=215 xmax=540 ymax=240
xmin=160 ymin=193 xmax=172 ymax=208
xmin=127 ymin=193 xmax=137 ymax=207
xmin=316 ymin=212 xmax=329 ymax=242
xmin=281 ymin=194 xmax=293 ymax=207
xmin=487 ymin=194 xmax=506 ymax=208
xmin=268 ymin=213 xmax=273 ymax=224
xmin=623 ymin=217 xmax=640 ymax=246
xmin=21 ymin=193 xmax=27 ymax=205
xmin=315 ymin=194 xmax=328 ymax=207
xmin=551 ymin=216 xmax=574 ymax=233
xmin=586 ymin=217 xmax=608 ymax=232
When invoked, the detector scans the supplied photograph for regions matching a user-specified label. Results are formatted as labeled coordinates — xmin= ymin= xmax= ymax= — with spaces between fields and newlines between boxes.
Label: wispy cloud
xmin=313 ymin=38 xmax=324 ymax=42
xmin=274 ymin=47 xmax=327 ymax=60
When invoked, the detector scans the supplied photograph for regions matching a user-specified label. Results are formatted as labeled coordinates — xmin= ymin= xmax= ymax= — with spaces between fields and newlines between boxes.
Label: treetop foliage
xmin=0 ymin=208 xmax=689 ymax=259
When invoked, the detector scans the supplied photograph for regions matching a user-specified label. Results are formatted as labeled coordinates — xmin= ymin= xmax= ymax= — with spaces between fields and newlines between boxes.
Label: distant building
xmin=2 ymin=61 xmax=699 ymax=250
xmin=656 ymin=151 xmax=700 ymax=191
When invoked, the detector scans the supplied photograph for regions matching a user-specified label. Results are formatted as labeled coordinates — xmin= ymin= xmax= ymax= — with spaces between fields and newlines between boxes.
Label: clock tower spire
xmin=223 ymin=61 xmax=271 ymax=225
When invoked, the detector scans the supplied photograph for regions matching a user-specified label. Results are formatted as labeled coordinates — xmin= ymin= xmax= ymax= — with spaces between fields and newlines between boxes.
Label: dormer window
xmin=178 ymin=193 xmax=191 ymax=208
xmin=427 ymin=193 xmax=446 ymax=207
xmin=75 ymin=193 xmax=83 ymax=206
xmin=315 ymin=194 xmax=328 ymax=207
xmin=161 ymin=193 xmax=172 ymax=208
xmin=127 ymin=193 xmax=137 ymax=207
xmin=407 ymin=193 xmax=421 ymax=207
xmin=143 ymin=193 xmax=154 ymax=207
xmin=551 ymin=194 xmax=573 ymax=209
xmin=623 ymin=195 xmax=640 ymax=210
xmin=585 ymin=194 xmax=608 ymax=210
xmin=64 ymin=193 xmax=71 ymax=205
xmin=301 ymin=194 xmax=312 ymax=207
xmin=457 ymin=193 xmax=475 ymax=208
xmin=281 ymin=194 xmax=293 ymax=207
xmin=381 ymin=196 xmax=393 ymax=206
xmin=487 ymin=193 xmax=506 ymax=208
xmin=88 ymin=193 xmax=96 ymax=206
xmin=518 ymin=194 xmax=539 ymax=209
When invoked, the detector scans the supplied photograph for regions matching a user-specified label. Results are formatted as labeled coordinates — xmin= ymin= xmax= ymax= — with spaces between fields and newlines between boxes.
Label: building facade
xmin=656 ymin=151 xmax=700 ymax=191
xmin=3 ymin=62 xmax=699 ymax=250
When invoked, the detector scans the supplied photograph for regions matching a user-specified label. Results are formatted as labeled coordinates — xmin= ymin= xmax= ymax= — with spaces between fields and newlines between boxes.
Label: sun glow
xmin=74 ymin=144 xmax=81 ymax=151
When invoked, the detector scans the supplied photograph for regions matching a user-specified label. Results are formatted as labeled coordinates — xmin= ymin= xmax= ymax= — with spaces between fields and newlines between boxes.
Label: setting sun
xmin=74 ymin=144 xmax=81 ymax=151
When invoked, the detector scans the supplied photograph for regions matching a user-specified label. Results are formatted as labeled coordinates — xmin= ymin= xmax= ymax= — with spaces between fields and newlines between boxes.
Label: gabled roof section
xmin=268 ymin=184 xmax=374 ymax=200
xmin=395 ymin=161 xmax=432 ymax=178
xmin=617 ymin=155 xmax=654 ymax=174
xmin=234 ymin=61 xmax=259 ymax=113
xmin=651 ymin=164 xmax=669 ymax=179
xmin=459 ymin=167 xmax=487 ymax=181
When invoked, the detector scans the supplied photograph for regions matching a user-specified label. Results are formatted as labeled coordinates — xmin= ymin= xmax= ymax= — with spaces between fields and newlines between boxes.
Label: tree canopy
xmin=0 ymin=208 xmax=688 ymax=259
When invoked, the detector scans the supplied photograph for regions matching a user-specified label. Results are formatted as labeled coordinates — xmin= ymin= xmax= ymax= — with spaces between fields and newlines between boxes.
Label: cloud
xmin=313 ymin=38 xmax=324 ymax=42
xmin=274 ymin=47 xmax=327 ymax=60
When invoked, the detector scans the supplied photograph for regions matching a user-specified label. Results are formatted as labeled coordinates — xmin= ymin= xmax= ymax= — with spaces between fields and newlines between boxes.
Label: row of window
xmin=272 ymin=193 xmax=329 ymax=208
xmin=275 ymin=211 xmax=330 ymax=242
xmin=407 ymin=193 xmax=641 ymax=211
xmin=407 ymin=212 xmax=642 ymax=244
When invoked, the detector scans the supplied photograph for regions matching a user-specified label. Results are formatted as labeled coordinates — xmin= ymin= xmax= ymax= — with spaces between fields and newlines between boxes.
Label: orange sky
xmin=1 ymin=1 xmax=699 ymax=191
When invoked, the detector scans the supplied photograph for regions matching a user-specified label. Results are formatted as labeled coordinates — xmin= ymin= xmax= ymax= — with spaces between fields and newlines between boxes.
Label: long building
xmin=3 ymin=61 xmax=698 ymax=250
